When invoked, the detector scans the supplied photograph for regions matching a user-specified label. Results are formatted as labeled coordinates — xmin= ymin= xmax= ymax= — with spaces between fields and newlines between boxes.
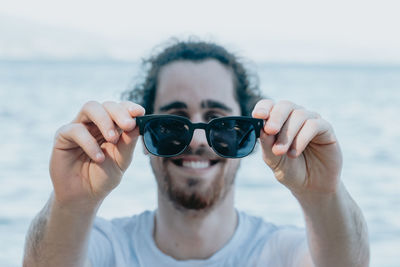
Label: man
xmin=23 ymin=41 xmax=370 ymax=266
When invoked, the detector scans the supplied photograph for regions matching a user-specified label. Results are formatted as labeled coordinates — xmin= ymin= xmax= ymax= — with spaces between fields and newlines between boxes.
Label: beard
xmin=165 ymin=167 xmax=224 ymax=210
xmin=151 ymin=147 xmax=240 ymax=212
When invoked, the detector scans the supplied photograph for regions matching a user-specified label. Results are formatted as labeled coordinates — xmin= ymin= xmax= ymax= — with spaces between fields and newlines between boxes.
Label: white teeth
xmin=182 ymin=161 xmax=210 ymax=169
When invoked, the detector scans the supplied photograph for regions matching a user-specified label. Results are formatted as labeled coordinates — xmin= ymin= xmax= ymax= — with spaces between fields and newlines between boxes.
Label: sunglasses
xmin=136 ymin=115 xmax=263 ymax=158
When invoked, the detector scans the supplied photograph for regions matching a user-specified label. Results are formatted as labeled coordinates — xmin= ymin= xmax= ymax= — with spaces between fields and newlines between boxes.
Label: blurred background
xmin=0 ymin=0 xmax=399 ymax=266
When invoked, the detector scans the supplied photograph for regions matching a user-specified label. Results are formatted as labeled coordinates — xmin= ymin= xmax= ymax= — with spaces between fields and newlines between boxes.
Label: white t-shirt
xmin=88 ymin=210 xmax=307 ymax=267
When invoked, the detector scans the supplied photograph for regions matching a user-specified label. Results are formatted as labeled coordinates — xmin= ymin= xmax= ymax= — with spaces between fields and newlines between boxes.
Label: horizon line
xmin=1 ymin=58 xmax=400 ymax=68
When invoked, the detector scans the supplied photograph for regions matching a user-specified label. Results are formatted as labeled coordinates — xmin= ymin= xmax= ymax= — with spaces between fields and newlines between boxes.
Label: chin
xmin=168 ymin=177 xmax=220 ymax=211
xmin=151 ymin=156 xmax=239 ymax=212
xmin=162 ymin=167 xmax=222 ymax=211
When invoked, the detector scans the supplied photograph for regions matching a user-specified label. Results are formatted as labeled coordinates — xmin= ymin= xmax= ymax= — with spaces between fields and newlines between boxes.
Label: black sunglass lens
xmin=209 ymin=119 xmax=256 ymax=157
xmin=143 ymin=118 xmax=191 ymax=156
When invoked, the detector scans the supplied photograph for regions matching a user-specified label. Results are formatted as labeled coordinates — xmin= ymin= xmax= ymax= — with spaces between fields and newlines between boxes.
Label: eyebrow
xmin=201 ymin=100 xmax=232 ymax=113
xmin=158 ymin=99 xmax=232 ymax=113
xmin=159 ymin=101 xmax=188 ymax=111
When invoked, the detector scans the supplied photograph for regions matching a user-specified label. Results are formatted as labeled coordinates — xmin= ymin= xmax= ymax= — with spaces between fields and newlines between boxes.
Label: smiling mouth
xmin=171 ymin=159 xmax=220 ymax=169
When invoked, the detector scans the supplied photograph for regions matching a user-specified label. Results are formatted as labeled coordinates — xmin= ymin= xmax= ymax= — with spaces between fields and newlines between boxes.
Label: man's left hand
xmin=252 ymin=99 xmax=342 ymax=196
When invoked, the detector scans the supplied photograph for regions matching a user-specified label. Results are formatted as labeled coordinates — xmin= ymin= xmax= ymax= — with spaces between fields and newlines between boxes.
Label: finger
xmin=113 ymin=127 xmax=141 ymax=171
xmin=73 ymin=101 xmax=119 ymax=144
xmin=272 ymin=109 xmax=319 ymax=156
xmin=265 ymin=100 xmax=298 ymax=135
xmin=288 ymin=118 xmax=332 ymax=158
xmin=111 ymin=102 xmax=145 ymax=171
xmin=56 ymin=123 xmax=105 ymax=163
xmin=120 ymin=101 xmax=146 ymax=126
xmin=252 ymin=99 xmax=274 ymax=119
xmin=102 ymin=101 xmax=137 ymax=132
xmin=259 ymin=131 xmax=282 ymax=170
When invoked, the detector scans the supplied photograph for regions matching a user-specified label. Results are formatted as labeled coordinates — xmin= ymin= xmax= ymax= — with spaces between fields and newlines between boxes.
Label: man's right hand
xmin=49 ymin=101 xmax=145 ymax=208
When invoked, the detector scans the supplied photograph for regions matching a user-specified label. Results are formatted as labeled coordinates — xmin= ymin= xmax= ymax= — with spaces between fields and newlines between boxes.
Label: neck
xmin=154 ymin=189 xmax=237 ymax=260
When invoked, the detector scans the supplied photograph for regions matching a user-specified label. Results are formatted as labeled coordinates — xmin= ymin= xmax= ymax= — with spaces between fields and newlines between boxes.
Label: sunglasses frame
xmin=136 ymin=114 xmax=264 ymax=158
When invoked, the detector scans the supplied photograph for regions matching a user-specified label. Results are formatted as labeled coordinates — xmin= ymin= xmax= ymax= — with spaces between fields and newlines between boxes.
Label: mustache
xmin=182 ymin=146 xmax=216 ymax=157
xmin=162 ymin=146 xmax=223 ymax=163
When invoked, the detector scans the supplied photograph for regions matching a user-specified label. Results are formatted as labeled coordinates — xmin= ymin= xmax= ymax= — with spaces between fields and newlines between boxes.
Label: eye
xmin=204 ymin=111 xmax=223 ymax=121
xmin=170 ymin=110 xmax=189 ymax=118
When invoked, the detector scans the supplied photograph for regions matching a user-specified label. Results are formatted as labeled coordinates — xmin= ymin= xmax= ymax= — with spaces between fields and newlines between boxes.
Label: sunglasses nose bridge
xmin=190 ymin=123 xmax=212 ymax=147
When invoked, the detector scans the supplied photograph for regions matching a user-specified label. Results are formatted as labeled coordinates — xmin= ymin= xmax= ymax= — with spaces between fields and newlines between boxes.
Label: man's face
xmin=150 ymin=59 xmax=241 ymax=211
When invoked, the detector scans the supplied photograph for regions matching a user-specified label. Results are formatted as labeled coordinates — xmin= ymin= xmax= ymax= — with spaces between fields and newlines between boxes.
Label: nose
xmin=188 ymin=114 xmax=209 ymax=150
xmin=189 ymin=128 xmax=209 ymax=150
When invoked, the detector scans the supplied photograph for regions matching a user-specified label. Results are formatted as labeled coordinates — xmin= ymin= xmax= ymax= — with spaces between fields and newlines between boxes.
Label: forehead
xmin=154 ymin=59 xmax=240 ymax=114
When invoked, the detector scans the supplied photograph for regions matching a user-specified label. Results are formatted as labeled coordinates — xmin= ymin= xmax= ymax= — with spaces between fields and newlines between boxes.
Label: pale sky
xmin=1 ymin=0 xmax=400 ymax=63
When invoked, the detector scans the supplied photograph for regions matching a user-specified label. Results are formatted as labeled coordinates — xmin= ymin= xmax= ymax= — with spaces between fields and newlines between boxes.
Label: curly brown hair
xmin=122 ymin=39 xmax=263 ymax=116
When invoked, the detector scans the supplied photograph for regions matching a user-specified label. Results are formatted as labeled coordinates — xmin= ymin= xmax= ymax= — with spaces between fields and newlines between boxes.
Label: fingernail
xmin=268 ymin=121 xmax=278 ymax=130
xmin=275 ymin=143 xmax=286 ymax=150
xmin=96 ymin=152 xmax=104 ymax=161
xmin=289 ymin=149 xmax=297 ymax=156
xmin=108 ymin=130 xmax=116 ymax=138
xmin=130 ymin=105 xmax=145 ymax=115
xmin=125 ymin=118 xmax=134 ymax=126
xmin=255 ymin=108 xmax=268 ymax=116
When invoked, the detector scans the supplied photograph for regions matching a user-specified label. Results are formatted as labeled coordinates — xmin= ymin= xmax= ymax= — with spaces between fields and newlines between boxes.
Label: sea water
xmin=0 ymin=61 xmax=399 ymax=266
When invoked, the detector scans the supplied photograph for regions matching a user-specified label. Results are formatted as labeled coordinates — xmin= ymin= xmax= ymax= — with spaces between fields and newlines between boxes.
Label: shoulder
xmin=238 ymin=211 xmax=279 ymax=237
xmin=92 ymin=210 xmax=154 ymax=240
xmin=88 ymin=210 xmax=155 ymax=266
xmin=224 ymin=211 xmax=279 ymax=263
xmin=239 ymin=210 xmax=305 ymax=240
xmin=236 ymin=211 xmax=308 ymax=266
xmin=253 ymin=218 xmax=307 ymax=266
xmin=94 ymin=210 xmax=153 ymax=228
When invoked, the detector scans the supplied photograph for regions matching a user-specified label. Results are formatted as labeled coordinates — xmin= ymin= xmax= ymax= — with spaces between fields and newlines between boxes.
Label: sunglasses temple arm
xmin=238 ymin=128 xmax=253 ymax=146
xmin=147 ymin=127 xmax=161 ymax=143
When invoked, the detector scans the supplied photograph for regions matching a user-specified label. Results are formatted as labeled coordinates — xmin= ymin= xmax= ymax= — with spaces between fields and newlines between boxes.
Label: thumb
xmin=252 ymin=99 xmax=282 ymax=170
xmin=114 ymin=127 xmax=141 ymax=171
xmin=113 ymin=102 xmax=145 ymax=171
xmin=259 ymin=131 xmax=282 ymax=170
